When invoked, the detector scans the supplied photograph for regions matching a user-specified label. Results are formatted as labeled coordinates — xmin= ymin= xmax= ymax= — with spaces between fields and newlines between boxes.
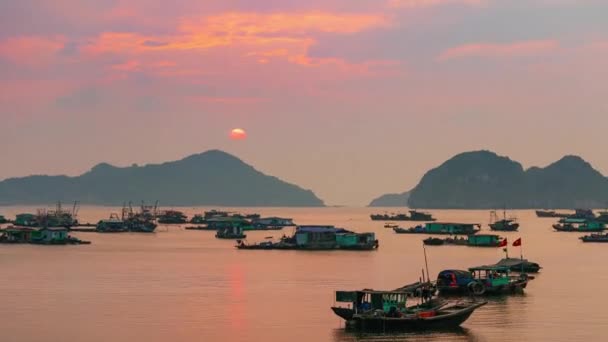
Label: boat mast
xmin=422 ymin=243 xmax=431 ymax=283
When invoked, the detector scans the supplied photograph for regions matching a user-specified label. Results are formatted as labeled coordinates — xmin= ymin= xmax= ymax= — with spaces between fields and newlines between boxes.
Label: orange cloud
xmin=388 ymin=0 xmax=485 ymax=8
xmin=180 ymin=12 xmax=390 ymax=35
xmin=438 ymin=40 xmax=559 ymax=61
xmin=0 ymin=36 xmax=66 ymax=66
xmin=84 ymin=12 xmax=388 ymax=56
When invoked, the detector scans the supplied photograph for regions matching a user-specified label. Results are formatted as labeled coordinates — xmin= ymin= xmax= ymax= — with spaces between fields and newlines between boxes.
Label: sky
xmin=1 ymin=0 xmax=608 ymax=206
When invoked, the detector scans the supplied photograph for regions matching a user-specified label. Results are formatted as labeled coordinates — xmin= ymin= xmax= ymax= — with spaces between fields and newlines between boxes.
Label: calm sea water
xmin=1 ymin=207 xmax=606 ymax=342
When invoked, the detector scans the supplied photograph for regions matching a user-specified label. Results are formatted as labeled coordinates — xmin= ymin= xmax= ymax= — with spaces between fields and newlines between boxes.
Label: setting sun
xmin=230 ymin=128 xmax=247 ymax=140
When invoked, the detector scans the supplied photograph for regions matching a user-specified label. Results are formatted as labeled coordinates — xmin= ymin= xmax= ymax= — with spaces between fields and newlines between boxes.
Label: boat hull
xmin=342 ymin=302 xmax=486 ymax=331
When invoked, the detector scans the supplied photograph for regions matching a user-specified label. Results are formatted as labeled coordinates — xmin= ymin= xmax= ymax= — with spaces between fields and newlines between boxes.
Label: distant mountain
xmin=368 ymin=191 xmax=410 ymax=207
xmin=0 ymin=150 xmax=325 ymax=207
xmin=377 ymin=150 xmax=608 ymax=209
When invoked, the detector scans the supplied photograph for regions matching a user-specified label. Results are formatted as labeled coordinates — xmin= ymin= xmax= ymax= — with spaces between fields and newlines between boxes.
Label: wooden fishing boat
xmin=331 ymin=282 xmax=486 ymax=331
xmin=371 ymin=210 xmax=436 ymax=222
xmin=236 ymin=226 xmax=379 ymax=251
xmin=489 ymin=210 xmax=519 ymax=231
xmin=395 ymin=222 xmax=480 ymax=235
xmin=215 ymin=226 xmax=246 ymax=239
xmin=553 ymin=219 xmax=605 ymax=232
xmin=535 ymin=210 xmax=569 ymax=218
xmin=580 ymin=233 xmax=608 ymax=243
xmin=495 ymin=258 xmax=541 ymax=273
xmin=424 ymin=235 xmax=504 ymax=247
xmin=437 ymin=265 xmax=530 ymax=296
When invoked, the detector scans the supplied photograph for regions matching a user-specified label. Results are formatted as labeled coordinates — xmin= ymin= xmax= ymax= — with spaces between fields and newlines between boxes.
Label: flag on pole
xmin=498 ymin=238 xmax=508 ymax=247
xmin=513 ymin=238 xmax=522 ymax=247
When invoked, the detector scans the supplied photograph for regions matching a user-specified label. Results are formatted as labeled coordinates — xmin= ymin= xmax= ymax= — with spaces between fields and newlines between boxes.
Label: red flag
xmin=498 ymin=238 xmax=507 ymax=247
xmin=513 ymin=238 xmax=522 ymax=247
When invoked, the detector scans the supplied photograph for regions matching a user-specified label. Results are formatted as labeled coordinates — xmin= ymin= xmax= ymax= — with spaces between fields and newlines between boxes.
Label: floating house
xmin=0 ymin=226 xmax=87 ymax=245
xmin=395 ymin=222 xmax=480 ymax=235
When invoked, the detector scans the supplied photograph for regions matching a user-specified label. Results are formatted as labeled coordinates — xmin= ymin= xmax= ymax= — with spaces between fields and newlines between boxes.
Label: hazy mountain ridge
xmin=0 ymin=150 xmax=325 ymax=206
xmin=368 ymin=191 xmax=411 ymax=207
xmin=374 ymin=151 xmax=608 ymax=209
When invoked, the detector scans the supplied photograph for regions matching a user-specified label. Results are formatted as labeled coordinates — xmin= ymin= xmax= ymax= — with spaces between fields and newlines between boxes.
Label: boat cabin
xmin=336 ymin=290 xmax=410 ymax=314
xmin=425 ymin=222 xmax=480 ymax=235
xmin=295 ymin=226 xmax=344 ymax=248
xmin=14 ymin=213 xmax=38 ymax=227
xmin=31 ymin=227 xmax=69 ymax=244
xmin=468 ymin=265 xmax=511 ymax=287
xmin=467 ymin=234 xmax=502 ymax=247
xmin=254 ymin=217 xmax=295 ymax=227
xmin=0 ymin=227 xmax=37 ymax=242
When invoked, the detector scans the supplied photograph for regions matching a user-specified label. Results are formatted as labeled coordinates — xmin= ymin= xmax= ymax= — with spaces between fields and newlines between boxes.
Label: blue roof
xmin=296 ymin=225 xmax=349 ymax=233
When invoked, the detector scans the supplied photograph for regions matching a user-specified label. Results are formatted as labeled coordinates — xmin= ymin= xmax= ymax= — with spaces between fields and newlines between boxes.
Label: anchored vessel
xmin=331 ymin=282 xmax=486 ymax=331
xmin=424 ymin=234 xmax=505 ymax=247
xmin=395 ymin=222 xmax=480 ymax=235
xmin=553 ymin=219 xmax=605 ymax=232
xmin=370 ymin=210 xmax=436 ymax=222
xmin=215 ymin=225 xmax=246 ymax=239
xmin=489 ymin=210 xmax=519 ymax=231
xmin=0 ymin=226 xmax=89 ymax=245
xmin=495 ymin=258 xmax=542 ymax=273
xmin=157 ymin=210 xmax=188 ymax=224
xmin=580 ymin=233 xmax=608 ymax=243
xmin=437 ymin=265 xmax=530 ymax=296
xmin=236 ymin=225 xmax=378 ymax=250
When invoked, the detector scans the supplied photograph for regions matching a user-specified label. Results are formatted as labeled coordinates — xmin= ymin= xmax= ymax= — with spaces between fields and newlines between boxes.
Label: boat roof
xmin=468 ymin=265 xmax=510 ymax=271
xmin=430 ymin=222 xmax=480 ymax=226
xmin=471 ymin=234 xmax=501 ymax=238
xmin=296 ymin=225 xmax=345 ymax=233
xmin=438 ymin=269 xmax=471 ymax=277
xmin=335 ymin=282 xmax=432 ymax=301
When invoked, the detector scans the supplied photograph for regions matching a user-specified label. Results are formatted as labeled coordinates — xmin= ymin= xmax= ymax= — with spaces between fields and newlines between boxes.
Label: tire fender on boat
xmin=467 ymin=281 xmax=486 ymax=295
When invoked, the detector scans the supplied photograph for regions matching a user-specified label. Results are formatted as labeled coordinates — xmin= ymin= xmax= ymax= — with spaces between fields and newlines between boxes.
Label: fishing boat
xmin=552 ymin=219 xmax=605 ymax=232
xmin=157 ymin=210 xmax=188 ymax=224
xmin=384 ymin=223 xmax=399 ymax=229
xmin=394 ymin=222 xmax=480 ymax=235
xmin=215 ymin=225 xmax=246 ymax=239
xmin=371 ymin=210 xmax=436 ymax=222
xmin=0 ymin=226 xmax=90 ymax=245
xmin=535 ymin=210 xmax=570 ymax=218
xmin=13 ymin=202 xmax=80 ymax=228
xmin=489 ymin=210 xmax=519 ymax=231
xmin=331 ymin=282 xmax=486 ymax=331
xmin=437 ymin=265 xmax=530 ymax=296
xmin=495 ymin=258 xmax=541 ymax=273
xmin=236 ymin=226 xmax=378 ymax=251
xmin=122 ymin=203 xmax=157 ymax=232
xmin=580 ymin=233 xmax=608 ymax=243
xmin=251 ymin=217 xmax=295 ymax=229
xmin=595 ymin=211 xmax=608 ymax=223
xmin=424 ymin=234 xmax=504 ymax=247
xmin=569 ymin=209 xmax=596 ymax=220
xmin=96 ymin=214 xmax=129 ymax=233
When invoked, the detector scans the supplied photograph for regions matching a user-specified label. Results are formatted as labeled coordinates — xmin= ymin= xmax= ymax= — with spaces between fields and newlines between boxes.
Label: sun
xmin=230 ymin=128 xmax=247 ymax=140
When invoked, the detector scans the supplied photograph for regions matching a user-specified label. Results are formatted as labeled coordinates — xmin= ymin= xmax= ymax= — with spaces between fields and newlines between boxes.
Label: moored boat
xmin=535 ymin=210 xmax=570 ymax=218
xmin=0 ymin=226 xmax=90 ymax=245
xmin=96 ymin=214 xmax=129 ymax=233
xmin=495 ymin=258 xmax=542 ymax=273
xmin=236 ymin=225 xmax=378 ymax=251
xmin=489 ymin=210 xmax=519 ymax=231
xmin=437 ymin=265 xmax=530 ymax=296
xmin=215 ymin=225 xmax=247 ymax=239
xmin=553 ymin=219 xmax=605 ymax=232
xmin=157 ymin=210 xmax=188 ymax=224
xmin=331 ymin=282 xmax=486 ymax=331
xmin=425 ymin=234 xmax=505 ymax=247
xmin=395 ymin=222 xmax=480 ymax=235
xmin=580 ymin=233 xmax=608 ymax=243
xmin=371 ymin=210 xmax=436 ymax=222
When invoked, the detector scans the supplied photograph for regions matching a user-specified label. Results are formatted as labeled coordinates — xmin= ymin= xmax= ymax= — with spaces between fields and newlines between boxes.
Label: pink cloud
xmin=0 ymin=36 xmax=66 ymax=66
xmin=438 ymin=40 xmax=559 ymax=61
xmin=388 ymin=0 xmax=485 ymax=8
